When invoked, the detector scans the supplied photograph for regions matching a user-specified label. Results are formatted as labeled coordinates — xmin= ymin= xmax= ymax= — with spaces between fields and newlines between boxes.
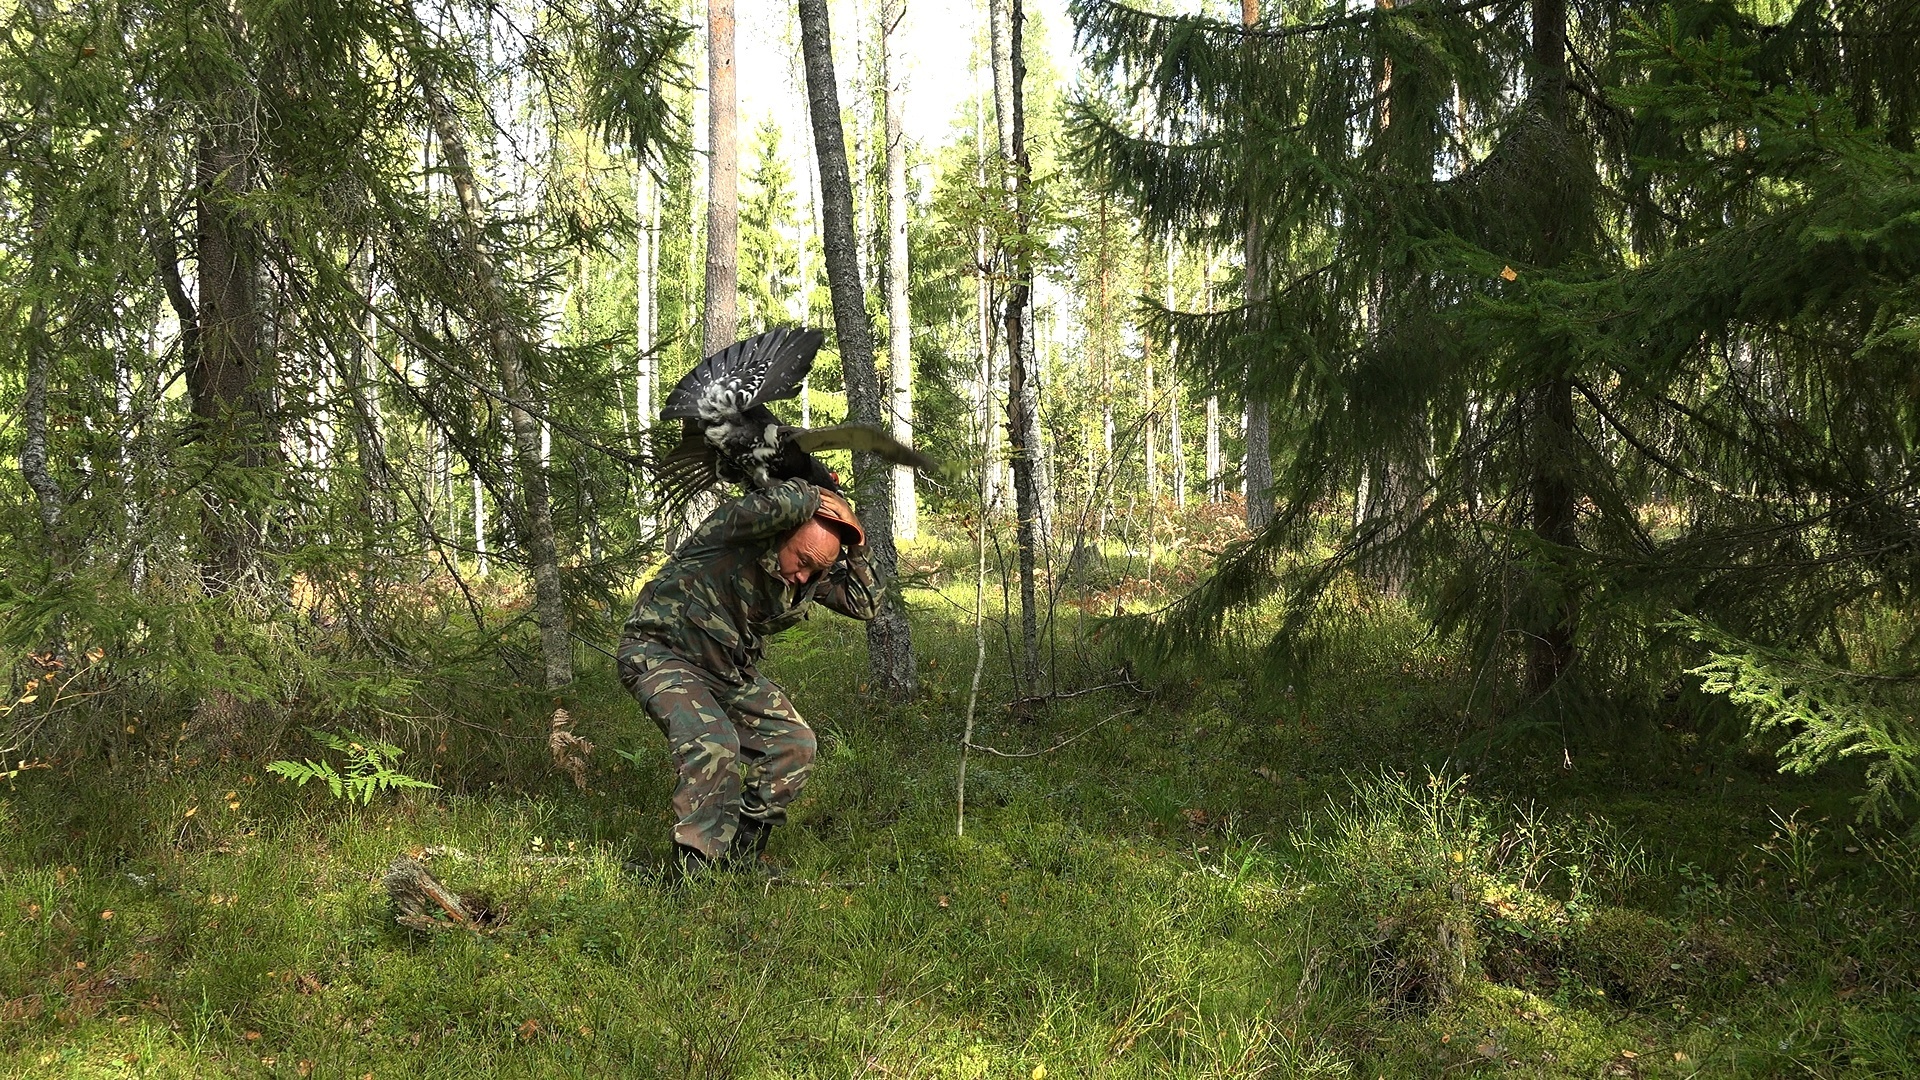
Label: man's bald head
xmin=776 ymin=518 xmax=843 ymax=585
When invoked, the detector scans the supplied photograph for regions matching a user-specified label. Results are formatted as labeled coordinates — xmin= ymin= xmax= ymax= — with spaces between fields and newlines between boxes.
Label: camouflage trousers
xmin=616 ymin=642 xmax=817 ymax=860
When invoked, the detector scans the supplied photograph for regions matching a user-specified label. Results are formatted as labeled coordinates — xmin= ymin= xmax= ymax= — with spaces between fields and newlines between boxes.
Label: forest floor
xmin=2 ymin=549 xmax=1916 ymax=1078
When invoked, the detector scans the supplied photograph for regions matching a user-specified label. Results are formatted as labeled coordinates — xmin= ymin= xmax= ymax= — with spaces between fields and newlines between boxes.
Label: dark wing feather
xmin=789 ymin=423 xmax=945 ymax=474
xmin=643 ymin=422 xmax=724 ymax=523
xmin=659 ymin=327 xmax=824 ymax=421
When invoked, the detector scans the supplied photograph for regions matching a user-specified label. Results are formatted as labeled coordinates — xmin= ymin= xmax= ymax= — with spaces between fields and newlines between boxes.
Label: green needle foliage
xmin=1071 ymin=0 xmax=1920 ymax=772
xmin=0 ymin=0 xmax=689 ymax=754
xmin=1685 ymin=617 xmax=1920 ymax=824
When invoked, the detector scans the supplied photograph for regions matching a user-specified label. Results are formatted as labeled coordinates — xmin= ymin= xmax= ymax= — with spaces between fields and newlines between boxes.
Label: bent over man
xmin=617 ymin=479 xmax=878 ymax=874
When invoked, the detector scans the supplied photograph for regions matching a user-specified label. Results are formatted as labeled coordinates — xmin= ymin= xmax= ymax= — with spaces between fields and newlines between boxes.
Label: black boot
xmin=726 ymin=817 xmax=780 ymax=879
xmin=660 ymin=842 xmax=714 ymax=886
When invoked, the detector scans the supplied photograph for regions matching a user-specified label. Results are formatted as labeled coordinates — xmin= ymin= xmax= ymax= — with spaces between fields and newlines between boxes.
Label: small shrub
xmin=1288 ymin=770 xmax=1657 ymax=1018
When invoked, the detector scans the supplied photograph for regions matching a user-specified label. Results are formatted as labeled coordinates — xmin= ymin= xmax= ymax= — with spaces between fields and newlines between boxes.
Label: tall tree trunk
xmin=1355 ymin=0 xmax=1418 ymax=598
xmin=636 ymin=169 xmax=658 ymax=530
xmin=193 ymin=121 xmax=273 ymax=592
xmin=1241 ymin=0 xmax=1273 ymax=530
xmin=883 ymin=0 xmax=917 ymax=541
xmin=1203 ymin=256 xmax=1221 ymax=503
xmin=988 ymin=0 xmax=1013 ymax=160
xmin=474 ymin=470 xmax=489 ymax=577
xmin=1015 ymin=310 xmax=1051 ymax=546
xmin=669 ymin=0 xmax=739 ymax=549
xmin=854 ymin=0 xmax=875 ymax=289
xmin=799 ymin=0 xmax=917 ymax=697
xmin=125 ymin=331 xmax=152 ymax=589
xmin=636 ymin=168 xmax=655 ymax=427
xmin=20 ymin=21 xmax=65 ymax=563
xmin=1526 ymin=0 xmax=1579 ymax=695
xmin=989 ymin=0 xmax=1050 ymax=545
xmin=972 ymin=66 xmax=1003 ymax=510
xmin=992 ymin=0 xmax=1044 ymax=689
xmin=705 ymin=0 xmax=739 ymax=355
xmin=419 ymin=66 xmax=572 ymax=691
xmin=1205 ymin=395 xmax=1220 ymax=502
xmin=1143 ymin=247 xmax=1158 ymax=501
xmin=801 ymin=140 xmax=818 ymax=428
xmin=1165 ymin=237 xmax=1185 ymax=509
xmin=348 ymin=249 xmax=395 ymax=539
xmin=1097 ymin=196 xmax=1114 ymax=483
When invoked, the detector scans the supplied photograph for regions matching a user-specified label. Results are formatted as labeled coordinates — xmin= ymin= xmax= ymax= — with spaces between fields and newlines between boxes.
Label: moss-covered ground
xmin=2 ymin=562 xmax=1915 ymax=1077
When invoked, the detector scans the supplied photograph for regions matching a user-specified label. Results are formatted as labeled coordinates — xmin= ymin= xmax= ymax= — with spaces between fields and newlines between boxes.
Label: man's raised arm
xmin=709 ymin=479 xmax=821 ymax=546
xmin=815 ymin=544 xmax=882 ymax=620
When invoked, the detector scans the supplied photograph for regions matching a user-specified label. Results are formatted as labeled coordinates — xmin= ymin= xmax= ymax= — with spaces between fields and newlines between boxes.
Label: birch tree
xmin=18 ymin=0 xmax=65 ymax=567
xmin=883 ymin=0 xmax=916 ymax=540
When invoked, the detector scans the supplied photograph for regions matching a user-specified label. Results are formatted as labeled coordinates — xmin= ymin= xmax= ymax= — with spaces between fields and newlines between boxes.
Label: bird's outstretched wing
xmin=642 ymin=327 xmax=947 ymax=531
xmin=644 ymin=422 xmax=723 ymax=520
xmin=660 ymin=326 xmax=824 ymax=422
xmin=790 ymin=423 xmax=945 ymax=475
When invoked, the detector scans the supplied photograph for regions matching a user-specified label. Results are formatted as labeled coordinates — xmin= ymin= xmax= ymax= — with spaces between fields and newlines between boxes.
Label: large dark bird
xmin=648 ymin=327 xmax=941 ymax=518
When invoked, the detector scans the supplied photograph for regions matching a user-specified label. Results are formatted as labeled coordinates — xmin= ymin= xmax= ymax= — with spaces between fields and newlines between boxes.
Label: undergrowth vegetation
xmin=2 ymin=542 xmax=1917 ymax=1077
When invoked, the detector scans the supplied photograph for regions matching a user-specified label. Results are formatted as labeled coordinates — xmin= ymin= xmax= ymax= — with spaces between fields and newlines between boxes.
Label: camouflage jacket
xmin=620 ymin=480 xmax=882 ymax=684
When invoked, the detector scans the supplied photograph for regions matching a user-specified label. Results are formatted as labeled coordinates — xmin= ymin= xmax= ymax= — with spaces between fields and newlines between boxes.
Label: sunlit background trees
xmin=2 ymin=0 xmax=1916 ymax=809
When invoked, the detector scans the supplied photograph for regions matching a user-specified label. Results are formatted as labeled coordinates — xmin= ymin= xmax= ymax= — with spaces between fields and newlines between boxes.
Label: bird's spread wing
xmin=790 ymin=423 xmax=945 ymax=475
xmin=643 ymin=328 xmax=947 ymax=529
xmin=644 ymin=422 xmax=723 ymax=520
xmin=659 ymin=327 xmax=825 ymax=422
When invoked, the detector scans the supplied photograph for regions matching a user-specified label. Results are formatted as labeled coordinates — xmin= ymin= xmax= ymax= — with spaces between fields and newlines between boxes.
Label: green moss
xmin=2 ymin=584 xmax=1915 ymax=1078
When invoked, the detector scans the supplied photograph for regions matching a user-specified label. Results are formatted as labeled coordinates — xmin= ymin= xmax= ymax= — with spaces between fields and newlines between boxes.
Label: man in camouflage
xmin=617 ymin=478 xmax=878 ymax=875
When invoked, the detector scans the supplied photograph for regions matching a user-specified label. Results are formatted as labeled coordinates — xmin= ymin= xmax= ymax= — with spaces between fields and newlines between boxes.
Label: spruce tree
xmin=1073 ymin=0 xmax=1920 ymax=748
xmin=740 ymin=120 xmax=803 ymax=335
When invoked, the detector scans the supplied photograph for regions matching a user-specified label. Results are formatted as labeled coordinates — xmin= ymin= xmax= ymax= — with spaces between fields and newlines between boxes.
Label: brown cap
xmin=814 ymin=489 xmax=865 ymax=547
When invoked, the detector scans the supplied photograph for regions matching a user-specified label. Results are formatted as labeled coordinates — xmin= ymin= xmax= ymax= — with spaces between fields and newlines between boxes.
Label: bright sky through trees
xmin=731 ymin=0 xmax=1075 ymax=159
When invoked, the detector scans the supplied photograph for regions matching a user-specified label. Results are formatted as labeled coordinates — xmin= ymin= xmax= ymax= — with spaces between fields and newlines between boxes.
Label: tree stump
xmin=382 ymin=854 xmax=486 ymax=932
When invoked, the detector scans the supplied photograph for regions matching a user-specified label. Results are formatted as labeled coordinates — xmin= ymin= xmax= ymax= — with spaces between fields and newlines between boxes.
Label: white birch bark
xmin=1166 ymin=237 xmax=1185 ymax=509
xmin=1204 ymin=257 xmax=1222 ymax=503
xmin=635 ymin=167 xmax=654 ymax=428
xmin=21 ymin=98 xmax=66 ymax=554
xmin=883 ymin=0 xmax=916 ymax=540
xmin=474 ymin=471 xmax=489 ymax=578
xmin=1205 ymin=395 xmax=1221 ymax=503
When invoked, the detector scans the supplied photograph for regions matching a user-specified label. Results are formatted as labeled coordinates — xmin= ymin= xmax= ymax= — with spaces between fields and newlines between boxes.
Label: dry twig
xmin=966 ymin=708 xmax=1140 ymax=760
